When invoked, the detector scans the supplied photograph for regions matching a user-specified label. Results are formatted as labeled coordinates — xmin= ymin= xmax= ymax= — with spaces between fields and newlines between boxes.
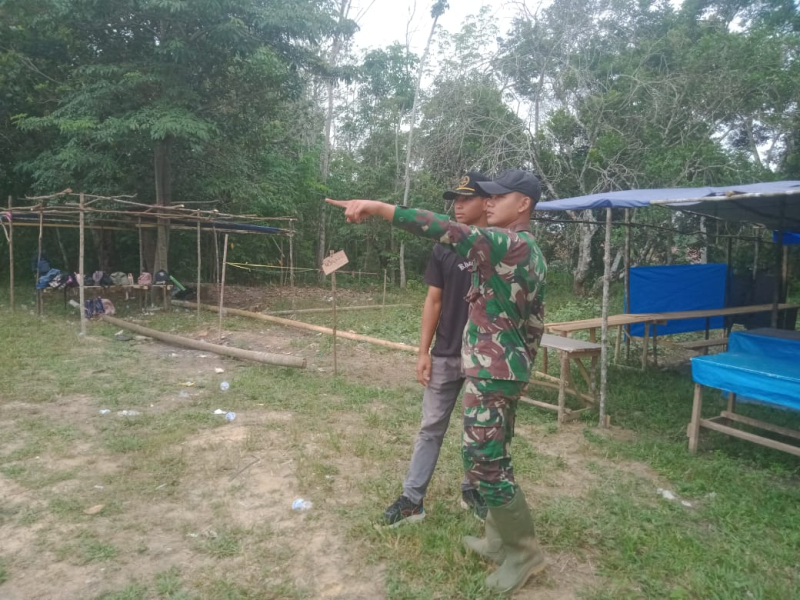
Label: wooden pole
xmin=624 ymin=209 xmax=631 ymax=361
xmin=79 ymin=193 xmax=86 ymax=336
xmin=174 ymin=300 xmax=419 ymax=353
xmin=599 ymin=207 xmax=612 ymax=427
xmin=36 ymin=205 xmax=44 ymax=316
xmin=218 ymin=233 xmax=229 ymax=340
xmin=138 ymin=217 xmax=144 ymax=275
xmin=7 ymin=196 xmax=13 ymax=311
xmin=289 ymin=222 xmax=295 ymax=312
xmin=772 ymin=201 xmax=785 ymax=328
xmin=331 ymin=251 xmax=338 ymax=375
xmin=268 ymin=304 xmax=411 ymax=316
xmin=101 ymin=315 xmax=306 ymax=368
xmin=196 ymin=211 xmax=201 ymax=320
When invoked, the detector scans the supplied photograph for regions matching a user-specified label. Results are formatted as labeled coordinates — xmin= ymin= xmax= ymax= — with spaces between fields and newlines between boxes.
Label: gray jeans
xmin=402 ymin=355 xmax=472 ymax=503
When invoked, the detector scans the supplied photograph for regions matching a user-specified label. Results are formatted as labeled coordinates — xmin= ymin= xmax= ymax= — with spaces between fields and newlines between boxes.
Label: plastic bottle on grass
xmin=292 ymin=498 xmax=313 ymax=511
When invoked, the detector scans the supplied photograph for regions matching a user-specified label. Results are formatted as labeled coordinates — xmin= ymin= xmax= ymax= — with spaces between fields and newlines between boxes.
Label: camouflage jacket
xmin=394 ymin=206 xmax=547 ymax=381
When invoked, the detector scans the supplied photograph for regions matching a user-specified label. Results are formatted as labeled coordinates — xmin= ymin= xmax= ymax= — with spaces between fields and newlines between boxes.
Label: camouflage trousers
xmin=461 ymin=377 xmax=526 ymax=508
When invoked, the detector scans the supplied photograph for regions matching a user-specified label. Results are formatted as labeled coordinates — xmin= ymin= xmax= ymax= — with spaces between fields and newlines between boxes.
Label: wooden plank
xmin=676 ymin=337 xmax=728 ymax=350
xmin=546 ymin=304 xmax=799 ymax=334
xmin=719 ymin=411 xmax=800 ymax=442
xmin=520 ymin=396 xmax=560 ymax=412
xmin=688 ymin=383 xmax=703 ymax=454
xmin=700 ymin=418 xmax=800 ymax=457
xmin=540 ymin=333 xmax=602 ymax=354
xmin=528 ymin=376 xmax=596 ymax=405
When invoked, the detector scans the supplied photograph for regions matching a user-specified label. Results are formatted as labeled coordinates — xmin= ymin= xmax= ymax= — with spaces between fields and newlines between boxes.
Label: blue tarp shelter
xmin=533 ymin=181 xmax=800 ymax=424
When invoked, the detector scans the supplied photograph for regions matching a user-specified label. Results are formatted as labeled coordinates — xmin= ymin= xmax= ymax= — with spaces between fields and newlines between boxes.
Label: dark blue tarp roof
xmin=535 ymin=181 xmax=800 ymax=211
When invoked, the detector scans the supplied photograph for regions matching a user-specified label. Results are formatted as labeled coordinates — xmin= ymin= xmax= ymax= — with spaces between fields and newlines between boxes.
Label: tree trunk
xmin=573 ymin=210 xmax=599 ymax=295
xmin=90 ymin=228 xmax=116 ymax=273
xmin=153 ymin=137 xmax=172 ymax=273
xmin=399 ymin=3 xmax=445 ymax=287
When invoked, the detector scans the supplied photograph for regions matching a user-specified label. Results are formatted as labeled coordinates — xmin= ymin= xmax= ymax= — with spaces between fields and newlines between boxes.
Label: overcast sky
xmin=350 ymin=0 xmax=520 ymax=54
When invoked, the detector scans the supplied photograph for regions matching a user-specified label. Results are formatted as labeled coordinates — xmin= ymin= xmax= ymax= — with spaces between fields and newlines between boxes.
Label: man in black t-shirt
xmin=384 ymin=172 xmax=490 ymax=527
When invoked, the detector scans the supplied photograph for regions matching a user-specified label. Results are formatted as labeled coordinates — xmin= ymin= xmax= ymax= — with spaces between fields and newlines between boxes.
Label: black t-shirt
xmin=424 ymin=244 xmax=473 ymax=357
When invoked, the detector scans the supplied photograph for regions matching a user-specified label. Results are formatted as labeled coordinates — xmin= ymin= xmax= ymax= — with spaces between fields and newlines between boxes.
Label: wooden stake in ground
xmin=36 ymin=205 xmax=44 ymax=316
xmin=289 ymin=221 xmax=295 ymax=312
xmin=79 ymin=193 xmax=86 ymax=336
xmin=331 ymin=252 xmax=338 ymax=375
xmin=7 ymin=195 xmax=13 ymax=311
xmin=218 ymin=233 xmax=229 ymax=340
xmin=322 ymin=250 xmax=349 ymax=376
xmin=196 ymin=210 xmax=201 ymax=320
xmin=101 ymin=315 xmax=305 ymax=368
xmin=599 ymin=207 xmax=612 ymax=427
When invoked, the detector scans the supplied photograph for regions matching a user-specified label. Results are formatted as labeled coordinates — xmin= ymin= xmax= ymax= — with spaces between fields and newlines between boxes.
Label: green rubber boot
xmin=484 ymin=490 xmax=546 ymax=595
xmin=463 ymin=512 xmax=506 ymax=565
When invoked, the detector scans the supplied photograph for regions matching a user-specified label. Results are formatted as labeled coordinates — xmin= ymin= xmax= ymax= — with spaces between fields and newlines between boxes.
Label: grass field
xmin=1 ymin=281 xmax=799 ymax=599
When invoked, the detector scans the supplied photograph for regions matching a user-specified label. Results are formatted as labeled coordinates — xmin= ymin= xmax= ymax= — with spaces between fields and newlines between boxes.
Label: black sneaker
xmin=383 ymin=495 xmax=425 ymax=527
xmin=460 ymin=488 xmax=488 ymax=521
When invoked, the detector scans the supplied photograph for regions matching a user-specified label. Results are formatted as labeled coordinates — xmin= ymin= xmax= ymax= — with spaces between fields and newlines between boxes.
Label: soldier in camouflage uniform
xmin=326 ymin=169 xmax=547 ymax=594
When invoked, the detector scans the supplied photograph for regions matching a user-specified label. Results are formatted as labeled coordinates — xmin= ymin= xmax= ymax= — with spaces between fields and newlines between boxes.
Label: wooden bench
xmin=521 ymin=333 xmax=602 ymax=426
xmin=675 ymin=337 xmax=728 ymax=355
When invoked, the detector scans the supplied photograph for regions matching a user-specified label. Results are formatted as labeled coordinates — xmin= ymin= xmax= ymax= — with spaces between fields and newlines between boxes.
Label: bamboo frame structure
xmin=3 ymin=191 xmax=296 ymax=321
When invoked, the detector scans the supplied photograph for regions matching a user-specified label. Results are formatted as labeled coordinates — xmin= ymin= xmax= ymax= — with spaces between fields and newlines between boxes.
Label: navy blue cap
xmin=475 ymin=170 xmax=541 ymax=204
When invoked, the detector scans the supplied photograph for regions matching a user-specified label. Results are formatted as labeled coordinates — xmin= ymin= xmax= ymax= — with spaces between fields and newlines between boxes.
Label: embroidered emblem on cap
xmin=458 ymin=175 xmax=470 ymax=188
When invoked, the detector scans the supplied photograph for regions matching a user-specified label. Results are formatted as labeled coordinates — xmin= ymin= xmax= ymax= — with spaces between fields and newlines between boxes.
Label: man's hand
xmin=325 ymin=198 xmax=393 ymax=223
xmin=416 ymin=352 xmax=432 ymax=387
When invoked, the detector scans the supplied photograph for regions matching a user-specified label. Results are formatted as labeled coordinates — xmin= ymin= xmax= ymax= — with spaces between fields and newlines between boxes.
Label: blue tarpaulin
xmin=773 ymin=231 xmax=800 ymax=245
xmin=692 ymin=329 xmax=800 ymax=411
xmin=535 ymin=180 xmax=800 ymax=212
xmin=628 ymin=264 xmax=728 ymax=337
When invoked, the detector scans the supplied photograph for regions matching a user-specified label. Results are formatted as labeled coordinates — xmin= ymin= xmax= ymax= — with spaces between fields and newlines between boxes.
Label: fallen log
xmin=172 ymin=300 xmax=418 ymax=353
xmin=267 ymin=304 xmax=411 ymax=316
xmin=100 ymin=314 xmax=306 ymax=368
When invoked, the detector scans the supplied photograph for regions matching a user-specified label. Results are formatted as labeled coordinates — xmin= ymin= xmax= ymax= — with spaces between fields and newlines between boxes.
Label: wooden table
xmin=546 ymin=304 xmax=799 ymax=369
xmin=547 ymin=313 xmax=666 ymax=369
xmin=521 ymin=333 xmax=602 ymax=426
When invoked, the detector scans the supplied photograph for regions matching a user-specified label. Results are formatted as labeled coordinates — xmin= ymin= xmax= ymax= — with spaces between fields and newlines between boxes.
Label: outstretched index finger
xmin=325 ymin=198 xmax=348 ymax=208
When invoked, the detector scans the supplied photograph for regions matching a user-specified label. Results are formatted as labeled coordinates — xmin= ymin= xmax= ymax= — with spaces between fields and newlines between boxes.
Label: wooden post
xmin=218 ymin=234 xmax=229 ymax=340
xmin=772 ymin=229 xmax=783 ymax=328
xmin=557 ymin=351 xmax=568 ymax=426
xmin=196 ymin=211 xmax=201 ymax=320
xmin=36 ymin=205 xmax=44 ymax=316
xmin=79 ymin=193 xmax=86 ymax=337
xmin=331 ymin=250 xmax=338 ymax=375
xmin=7 ymin=195 xmax=13 ymax=311
xmin=688 ymin=383 xmax=703 ymax=454
xmin=599 ymin=207 xmax=612 ymax=427
xmin=614 ymin=325 xmax=623 ymax=363
xmin=727 ymin=392 xmax=737 ymax=414
xmin=138 ymin=217 xmax=144 ymax=275
xmin=289 ymin=221 xmax=295 ymax=312
xmin=624 ymin=209 xmax=631 ymax=360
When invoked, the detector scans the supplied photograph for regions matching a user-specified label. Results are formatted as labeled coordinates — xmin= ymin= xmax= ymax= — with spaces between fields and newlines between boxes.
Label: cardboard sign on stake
xmin=322 ymin=250 xmax=349 ymax=275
